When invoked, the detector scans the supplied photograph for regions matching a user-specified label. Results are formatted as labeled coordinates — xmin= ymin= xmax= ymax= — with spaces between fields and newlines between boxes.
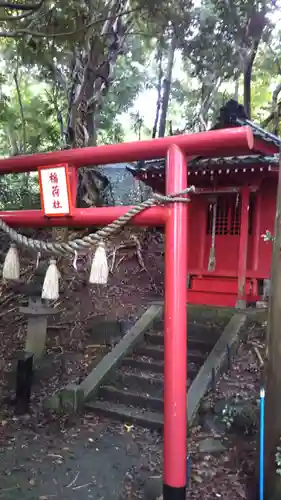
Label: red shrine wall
xmin=257 ymin=178 xmax=276 ymax=276
xmin=186 ymin=177 xmax=276 ymax=306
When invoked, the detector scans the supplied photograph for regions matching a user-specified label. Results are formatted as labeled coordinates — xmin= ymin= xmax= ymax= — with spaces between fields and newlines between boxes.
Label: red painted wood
xmin=258 ymin=179 xmax=277 ymax=277
xmin=191 ymin=278 xmax=238 ymax=294
xmin=252 ymin=137 xmax=279 ymax=156
xmin=0 ymin=127 xmax=253 ymax=173
xmin=190 ymin=276 xmax=253 ymax=294
xmin=188 ymin=268 xmax=269 ymax=279
xmin=237 ymin=187 xmax=250 ymax=304
xmin=0 ymin=206 xmax=168 ymax=227
xmin=138 ymin=167 xmax=277 ymax=194
xmin=187 ymin=290 xmax=237 ymax=307
xmin=164 ymin=145 xmax=188 ymax=489
xmin=252 ymin=191 xmax=261 ymax=271
xmin=68 ymin=166 xmax=78 ymax=207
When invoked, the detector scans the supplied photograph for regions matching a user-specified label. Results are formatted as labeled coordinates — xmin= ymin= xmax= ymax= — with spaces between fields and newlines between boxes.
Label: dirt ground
xmin=0 ymin=230 xmax=265 ymax=499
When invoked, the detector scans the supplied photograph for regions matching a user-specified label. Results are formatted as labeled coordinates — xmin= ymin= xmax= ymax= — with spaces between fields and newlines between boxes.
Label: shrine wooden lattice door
xmin=204 ymin=193 xmax=255 ymax=275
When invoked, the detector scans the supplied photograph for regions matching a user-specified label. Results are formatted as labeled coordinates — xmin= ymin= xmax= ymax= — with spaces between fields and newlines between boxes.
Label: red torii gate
xmin=0 ymin=126 xmax=256 ymax=500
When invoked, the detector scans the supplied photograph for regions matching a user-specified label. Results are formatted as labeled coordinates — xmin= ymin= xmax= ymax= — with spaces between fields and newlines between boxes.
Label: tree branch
xmin=261 ymin=102 xmax=281 ymax=129
xmin=267 ymin=45 xmax=281 ymax=75
xmin=271 ymin=81 xmax=281 ymax=135
xmin=0 ymin=6 xmax=42 ymax=21
xmin=152 ymin=40 xmax=163 ymax=138
xmin=13 ymin=69 xmax=26 ymax=153
xmin=0 ymin=0 xmax=44 ymax=10
xmin=0 ymin=6 xmax=141 ymax=38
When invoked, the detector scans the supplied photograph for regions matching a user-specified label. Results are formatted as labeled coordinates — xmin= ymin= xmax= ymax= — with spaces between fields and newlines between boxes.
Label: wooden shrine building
xmin=128 ymin=101 xmax=280 ymax=308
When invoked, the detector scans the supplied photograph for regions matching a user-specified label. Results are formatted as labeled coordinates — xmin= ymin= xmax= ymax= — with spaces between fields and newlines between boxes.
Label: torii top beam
xmin=0 ymin=127 xmax=257 ymax=174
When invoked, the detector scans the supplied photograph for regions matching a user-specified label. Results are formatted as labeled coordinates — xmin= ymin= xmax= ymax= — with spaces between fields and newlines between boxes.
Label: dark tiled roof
xmin=190 ymin=154 xmax=278 ymax=167
xmin=214 ymin=99 xmax=280 ymax=149
xmin=237 ymin=118 xmax=280 ymax=149
xmin=127 ymin=155 xmax=278 ymax=178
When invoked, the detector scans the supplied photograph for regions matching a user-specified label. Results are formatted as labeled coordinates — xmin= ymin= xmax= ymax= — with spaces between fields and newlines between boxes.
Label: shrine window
xmin=206 ymin=193 xmax=255 ymax=236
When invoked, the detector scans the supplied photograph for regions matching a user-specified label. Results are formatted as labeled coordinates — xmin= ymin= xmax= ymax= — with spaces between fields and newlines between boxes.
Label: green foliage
xmin=221 ymin=404 xmax=236 ymax=429
xmin=0 ymin=70 xmax=62 ymax=156
xmin=0 ymin=173 xmax=40 ymax=210
xmin=276 ymin=444 xmax=281 ymax=476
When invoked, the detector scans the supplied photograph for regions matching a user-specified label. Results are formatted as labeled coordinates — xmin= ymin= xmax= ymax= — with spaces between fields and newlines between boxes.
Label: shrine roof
xmin=212 ymin=99 xmax=280 ymax=150
xmin=127 ymin=154 xmax=278 ymax=173
xmin=191 ymin=154 xmax=278 ymax=167
xmin=127 ymin=100 xmax=280 ymax=182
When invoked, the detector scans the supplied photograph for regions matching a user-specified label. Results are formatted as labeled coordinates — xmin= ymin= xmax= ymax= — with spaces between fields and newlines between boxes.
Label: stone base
xmin=45 ymin=384 xmax=84 ymax=412
xmin=144 ymin=475 xmax=162 ymax=500
xmin=24 ymin=315 xmax=47 ymax=360
xmin=86 ymin=317 xmax=125 ymax=347
xmin=235 ymin=299 xmax=246 ymax=309
xmin=256 ymin=300 xmax=268 ymax=309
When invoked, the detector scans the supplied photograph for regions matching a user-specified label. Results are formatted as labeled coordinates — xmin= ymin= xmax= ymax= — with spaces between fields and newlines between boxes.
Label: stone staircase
xmin=85 ymin=317 xmax=222 ymax=429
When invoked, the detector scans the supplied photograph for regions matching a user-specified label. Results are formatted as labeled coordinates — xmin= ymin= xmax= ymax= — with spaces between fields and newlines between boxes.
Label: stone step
xmin=122 ymin=357 xmax=198 ymax=379
xmin=136 ymin=344 xmax=206 ymax=364
xmin=149 ymin=323 xmax=222 ymax=339
xmin=82 ymin=307 xmax=236 ymax=430
xmin=98 ymin=385 xmax=164 ymax=412
xmin=113 ymin=370 xmax=165 ymax=398
xmin=144 ymin=332 xmax=218 ymax=351
xmin=85 ymin=400 xmax=164 ymax=430
xmin=122 ymin=358 xmax=165 ymax=373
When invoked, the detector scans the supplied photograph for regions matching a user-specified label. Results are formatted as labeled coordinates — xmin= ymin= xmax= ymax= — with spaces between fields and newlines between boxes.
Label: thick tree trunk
xmin=51 ymin=1 xmax=129 ymax=247
xmin=66 ymin=0 xmax=128 ymax=150
xmin=65 ymin=0 xmax=129 ymax=207
xmin=158 ymin=34 xmax=176 ymax=138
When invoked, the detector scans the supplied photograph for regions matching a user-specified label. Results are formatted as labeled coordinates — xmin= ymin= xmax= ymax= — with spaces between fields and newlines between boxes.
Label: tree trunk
xmin=52 ymin=0 xmax=129 ymax=248
xmin=243 ymin=11 xmax=266 ymax=119
xmin=233 ymin=78 xmax=239 ymax=101
xmin=272 ymin=82 xmax=281 ymax=135
xmin=65 ymin=0 xmax=129 ymax=207
xmin=7 ymin=125 xmax=19 ymax=156
xmin=243 ymin=50 xmax=255 ymax=119
xmin=152 ymin=43 xmax=163 ymax=138
xmin=158 ymin=33 xmax=176 ymax=138
xmin=66 ymin=1 xmax=128 ymax=149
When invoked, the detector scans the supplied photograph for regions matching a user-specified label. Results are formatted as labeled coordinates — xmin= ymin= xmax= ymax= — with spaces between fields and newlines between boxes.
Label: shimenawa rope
xmin=0 ymin=187 xmax=195 ymax=255
xmin=1 ymin=185 xmax=195 ymax=298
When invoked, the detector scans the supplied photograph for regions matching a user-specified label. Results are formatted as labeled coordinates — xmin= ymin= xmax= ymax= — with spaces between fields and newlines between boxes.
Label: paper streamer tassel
xmin=89 ymin=242 xmax=109 ymax=285
xmin=3 ymin=243 xmax=20 ymax=280
xmin=208 ymin=247 xmax=216 ymax=271
xmin=41 ymin=258 xmax=60 ymax=300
